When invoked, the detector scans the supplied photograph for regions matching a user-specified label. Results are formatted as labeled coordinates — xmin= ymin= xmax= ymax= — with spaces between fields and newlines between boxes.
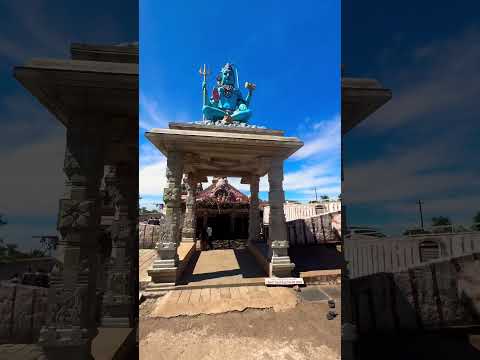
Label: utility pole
xmin=418 ymin=200 xmax=424 ymax=230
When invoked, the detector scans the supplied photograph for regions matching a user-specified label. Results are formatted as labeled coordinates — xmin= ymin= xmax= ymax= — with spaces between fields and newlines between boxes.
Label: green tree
xmin=431 ymin=216 xmax=451 ymax=226
xmin=6 ymin=243 xmax=19 ymax=257
xmin=431 ymin=216 xmax=452 ymax=233
xmin=320 ymin=195 xmax=329 ymax=200
xmin=472 ymin=211 xmax=480 ymax=231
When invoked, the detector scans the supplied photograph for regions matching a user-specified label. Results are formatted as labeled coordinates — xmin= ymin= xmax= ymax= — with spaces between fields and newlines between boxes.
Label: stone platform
xmin=149 ymin=285 xmax=299 ymax=318
xmin=141 ymin=248 xmax=267 ymax=293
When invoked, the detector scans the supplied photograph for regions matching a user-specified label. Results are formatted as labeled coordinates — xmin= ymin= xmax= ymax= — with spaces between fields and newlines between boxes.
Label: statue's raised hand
xmin=245 ymin=82 xmax=256 ymax=92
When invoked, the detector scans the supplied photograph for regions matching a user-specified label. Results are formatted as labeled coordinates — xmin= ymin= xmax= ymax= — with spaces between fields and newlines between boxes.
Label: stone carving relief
xmin=58 ymin=199 xmax=94 ymax=230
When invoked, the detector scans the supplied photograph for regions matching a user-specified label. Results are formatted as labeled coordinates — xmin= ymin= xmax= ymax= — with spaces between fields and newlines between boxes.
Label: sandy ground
xmin=140 ymin=296 xmax=340 ymax=360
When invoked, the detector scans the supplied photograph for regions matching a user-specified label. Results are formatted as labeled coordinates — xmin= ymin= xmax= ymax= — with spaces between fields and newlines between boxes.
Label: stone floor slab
xmin=150 ymin=286 xmax=299 ymax=317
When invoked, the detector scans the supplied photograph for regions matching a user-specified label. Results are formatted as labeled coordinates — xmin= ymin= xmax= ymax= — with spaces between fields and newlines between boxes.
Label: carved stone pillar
xmin=148 ymin=151 xmax=184 ymax=284
xmin=248 ymin=176 xmax=261 ymax=244
xmin=39 ymin=126 xmax=103 ymax=360
xmin=101 ymin=164 xmax=134 ymax=327
xmin=181 ymin=173 xmax=197 ymax=243
xmin=268 ymin=158 xmax=295 ymax=277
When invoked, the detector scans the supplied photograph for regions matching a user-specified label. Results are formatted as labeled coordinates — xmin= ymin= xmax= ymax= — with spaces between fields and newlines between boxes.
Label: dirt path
xmin=140 ymin=296 xmax=340 ymax=360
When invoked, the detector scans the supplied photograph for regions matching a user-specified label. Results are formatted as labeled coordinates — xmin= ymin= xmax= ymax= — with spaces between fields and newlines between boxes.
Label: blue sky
xmin=139 ymin=0 xmax=341 ymax=210
xmin=0 ymin=1 xmax=138 ymax=251
xmin=342 ymin=2 xmax=480 ymax=234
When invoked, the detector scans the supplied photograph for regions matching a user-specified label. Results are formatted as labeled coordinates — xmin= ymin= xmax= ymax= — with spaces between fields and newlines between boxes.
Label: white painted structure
xmin=344 ymin=231 xmax=480 ymax=278
xmin=263 ymin=200 xmax=341 ymax=225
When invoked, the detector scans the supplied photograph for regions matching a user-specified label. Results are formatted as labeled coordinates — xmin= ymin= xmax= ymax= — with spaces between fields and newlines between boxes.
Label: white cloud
xmin=139 ymin=157 xmax=167 ymax=197
xmin=140 ymin=142 xmax=164 ymax=167
xmin=344 ymin=136 xmax=479 ymax=205
xmin=284 ymin=163 xmax=339 ymax=192
xmin=139 ymin=93 xmax=169 ymax=130
xmin=362 ymin=27 xmax=480 ymax=132
xmin=297 ymin=186 xmax=341 ymax=198
xmin=292 ymin=114 xmax=340 ymax=160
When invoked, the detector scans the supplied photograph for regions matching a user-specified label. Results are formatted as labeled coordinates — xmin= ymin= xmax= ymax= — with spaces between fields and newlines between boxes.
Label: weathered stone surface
xmin=0 ymin=283 xmax=48 ymax=343
xmin=350 ymin=254 xmax=480 ymax=335
xmin=150 ymin=286 xmax=298 ymax=318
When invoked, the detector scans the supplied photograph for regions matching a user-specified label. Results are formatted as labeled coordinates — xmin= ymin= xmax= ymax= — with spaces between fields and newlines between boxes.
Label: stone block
xmin=147 ymin=266 xmax=178 ymax=284
xmin=270 ymin=256 xmax=295 ymax=277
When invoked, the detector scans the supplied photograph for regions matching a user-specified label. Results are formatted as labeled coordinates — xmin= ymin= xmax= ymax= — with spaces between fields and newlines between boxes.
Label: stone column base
xmin=147 ymin=258 xmax=179 ymax=284
xmin=269 ymin=256 xmax=295 ymax=277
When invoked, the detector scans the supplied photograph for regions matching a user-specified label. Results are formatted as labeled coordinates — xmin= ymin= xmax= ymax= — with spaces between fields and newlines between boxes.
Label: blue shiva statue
xmin=201 ymin=63 xmax=255 ymax=123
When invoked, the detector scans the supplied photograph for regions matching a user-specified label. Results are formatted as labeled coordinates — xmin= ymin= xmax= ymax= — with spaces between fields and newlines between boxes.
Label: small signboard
xmin=265 ymin=277 xmax=304 ymax=286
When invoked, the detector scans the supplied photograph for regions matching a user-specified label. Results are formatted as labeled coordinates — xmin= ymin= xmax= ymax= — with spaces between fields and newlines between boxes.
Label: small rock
xmin=326 ymin=310 xmax=337 ymax=320
xmin=328 ymin=299 xmax=335 ymax=308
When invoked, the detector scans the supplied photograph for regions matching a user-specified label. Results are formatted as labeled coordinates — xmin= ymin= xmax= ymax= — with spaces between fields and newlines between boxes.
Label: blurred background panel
xmin=342 ymin=1 xmax=480 ymax=359
xmin=0 ymin=1 xmax=138 ymax=359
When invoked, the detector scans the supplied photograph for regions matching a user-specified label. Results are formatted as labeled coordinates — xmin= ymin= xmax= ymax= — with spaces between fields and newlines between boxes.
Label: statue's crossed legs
xmin=202 ymin=105 xmax=252 ymax=123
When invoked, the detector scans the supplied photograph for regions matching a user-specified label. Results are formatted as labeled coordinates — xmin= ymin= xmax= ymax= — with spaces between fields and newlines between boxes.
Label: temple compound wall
xmin=345 ymin=231 xmax=480 ymax=279
xmin=263 ymin=200 xmax=341 ymax=223
xmin=349 ymin=253 xmax=480 ymax=335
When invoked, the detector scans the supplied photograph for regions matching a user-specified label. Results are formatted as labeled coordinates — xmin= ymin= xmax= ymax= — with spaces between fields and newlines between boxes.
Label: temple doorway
xmin=194 ymin=177 xmax=250 ymax=249
xmin=197 ymin=213 xmax=249 ymax=249
xmin=208 ymin=214 xmax=230 ymax=239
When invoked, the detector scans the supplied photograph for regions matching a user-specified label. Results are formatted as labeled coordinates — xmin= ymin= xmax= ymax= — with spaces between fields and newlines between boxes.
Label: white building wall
xmin=263 ymin=200 xmax=341 ymax=225
xmin=344 ymin=231 xmax=480 ymax=279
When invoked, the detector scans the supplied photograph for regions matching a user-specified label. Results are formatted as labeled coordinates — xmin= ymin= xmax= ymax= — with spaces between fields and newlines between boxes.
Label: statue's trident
xmin=198 ymin=64 xmax=211 ymax=119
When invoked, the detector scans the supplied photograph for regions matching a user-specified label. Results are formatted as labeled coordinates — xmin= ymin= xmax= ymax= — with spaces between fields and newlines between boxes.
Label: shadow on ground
xmin=177 ymin=248 xmax=265 ymax=286
xmin=289 ymin=244 xmax=343 ymax=272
